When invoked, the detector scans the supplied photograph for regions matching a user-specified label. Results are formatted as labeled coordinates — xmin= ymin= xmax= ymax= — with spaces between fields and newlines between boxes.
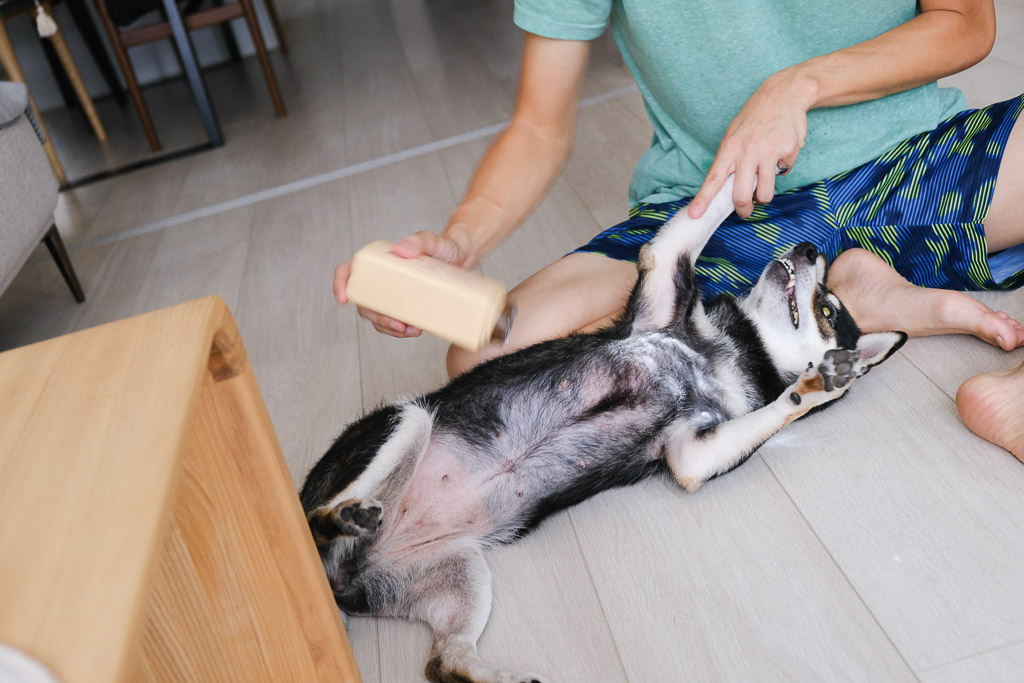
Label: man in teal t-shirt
xmin=336 ymin=1 xmax=1024 ymax=460
xmin=516 ymin=0 xmax=968 ymax=203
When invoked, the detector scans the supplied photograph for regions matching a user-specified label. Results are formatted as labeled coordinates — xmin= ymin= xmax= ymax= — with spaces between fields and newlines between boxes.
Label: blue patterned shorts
xmin=574 ymin=94 xmax=1024 ymax=301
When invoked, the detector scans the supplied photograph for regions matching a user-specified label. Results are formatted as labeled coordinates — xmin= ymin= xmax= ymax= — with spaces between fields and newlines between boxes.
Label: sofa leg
xmin=43 ymin=225 xmax=85 ymax=303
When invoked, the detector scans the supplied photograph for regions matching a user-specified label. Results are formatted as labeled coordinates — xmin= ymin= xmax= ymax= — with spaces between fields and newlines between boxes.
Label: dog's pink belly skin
xmin=373 ymin=442 xmax=491 ymax=561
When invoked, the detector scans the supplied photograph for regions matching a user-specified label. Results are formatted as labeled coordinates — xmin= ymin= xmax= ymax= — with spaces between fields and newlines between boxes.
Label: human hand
xmin=333 ymin=230 xmax=470 ymax=339
xmin=688 ymin=69 xmax=814 ymax=219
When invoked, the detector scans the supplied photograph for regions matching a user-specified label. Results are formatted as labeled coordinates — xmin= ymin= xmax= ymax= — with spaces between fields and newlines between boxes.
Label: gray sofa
xmin=0 ymin=81 xmax=83 ymax=302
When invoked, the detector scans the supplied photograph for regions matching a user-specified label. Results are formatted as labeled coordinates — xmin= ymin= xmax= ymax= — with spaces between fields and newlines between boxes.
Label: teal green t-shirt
xmin=514 ymin=0 xmax=967 ymax=205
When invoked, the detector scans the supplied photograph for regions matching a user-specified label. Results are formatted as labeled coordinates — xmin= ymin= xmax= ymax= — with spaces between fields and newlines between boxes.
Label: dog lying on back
xmin=300 ymin=176 xmax=906 ymax=683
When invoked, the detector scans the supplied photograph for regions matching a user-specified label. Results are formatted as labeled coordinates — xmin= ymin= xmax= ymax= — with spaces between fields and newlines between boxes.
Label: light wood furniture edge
xmin=0 ymin=295 xmax=360 ymax=682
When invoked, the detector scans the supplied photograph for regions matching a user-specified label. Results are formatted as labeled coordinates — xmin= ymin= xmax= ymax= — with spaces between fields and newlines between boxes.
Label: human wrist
xmin=441 ymin=222 xmax=480 ymax=269
xmin=443 ymin=197 xmax=507 ymax=269
xmin=770 ymin=63 xmax=822 ymax=112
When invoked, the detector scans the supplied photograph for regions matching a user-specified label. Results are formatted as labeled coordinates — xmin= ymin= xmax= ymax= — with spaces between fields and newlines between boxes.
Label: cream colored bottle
xmin=346 ymin=241 xmax=516 ymax=351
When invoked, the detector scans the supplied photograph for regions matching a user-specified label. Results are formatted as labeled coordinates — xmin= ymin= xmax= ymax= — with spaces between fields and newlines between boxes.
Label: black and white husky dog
xmin=300 ymin=177 xmax=906 ymax=683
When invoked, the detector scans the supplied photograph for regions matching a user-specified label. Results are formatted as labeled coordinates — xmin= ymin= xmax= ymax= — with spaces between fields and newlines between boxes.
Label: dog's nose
xmin=796 ymin=242 xmax=818 ymax=264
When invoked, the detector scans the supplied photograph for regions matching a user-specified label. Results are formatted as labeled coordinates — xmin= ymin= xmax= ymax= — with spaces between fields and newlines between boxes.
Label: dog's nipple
xmin=577 ymin=459 xmax=587 ymax=469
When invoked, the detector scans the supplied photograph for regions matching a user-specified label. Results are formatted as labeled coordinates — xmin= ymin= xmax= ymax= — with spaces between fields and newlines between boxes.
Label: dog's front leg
xmin=666 ymin=348 xmax=862 ymax=492
xmin=629 ymin=175 xmax=738 ymax=332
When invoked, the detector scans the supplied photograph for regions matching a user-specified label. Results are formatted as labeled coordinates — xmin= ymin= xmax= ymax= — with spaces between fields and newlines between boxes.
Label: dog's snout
xmin=797 ymin=242 xmax=818 ymax=264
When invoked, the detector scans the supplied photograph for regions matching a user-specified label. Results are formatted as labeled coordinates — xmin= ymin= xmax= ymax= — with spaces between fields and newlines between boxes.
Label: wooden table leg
xmin=43 ymin=1 xmax=107 ymax=143
xmin=0 ymin=19 xmax=68 ymax=188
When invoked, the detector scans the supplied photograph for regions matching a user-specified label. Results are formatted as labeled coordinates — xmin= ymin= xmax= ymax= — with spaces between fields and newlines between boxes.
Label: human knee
xmin=446 ymin=343 xmax=493 ymax=379
xmin=444 ymin=307 xmax=570 ymax=378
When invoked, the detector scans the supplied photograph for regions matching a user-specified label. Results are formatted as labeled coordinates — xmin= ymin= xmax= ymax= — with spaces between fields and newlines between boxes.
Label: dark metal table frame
xmin=160 ymin=0 xmax=222 ymax=147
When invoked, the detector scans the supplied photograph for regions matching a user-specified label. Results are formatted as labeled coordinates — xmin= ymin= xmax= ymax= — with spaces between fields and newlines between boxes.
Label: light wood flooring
xmin=3 ymin=1 xmax=1024 ymax=681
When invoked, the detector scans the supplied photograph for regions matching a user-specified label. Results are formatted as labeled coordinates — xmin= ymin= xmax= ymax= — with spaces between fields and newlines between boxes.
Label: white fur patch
xmin=327 ymin=402 xmax=433 ymax=507
xmin=635 ymin=177 xmax=736 ymax=330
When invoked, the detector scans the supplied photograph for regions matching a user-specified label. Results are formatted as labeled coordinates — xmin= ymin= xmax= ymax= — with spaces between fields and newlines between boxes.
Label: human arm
xmin=688 ymin=0 xmax=996 ymax=220
xmin=334 ymin=33 xmax=591 ymax=337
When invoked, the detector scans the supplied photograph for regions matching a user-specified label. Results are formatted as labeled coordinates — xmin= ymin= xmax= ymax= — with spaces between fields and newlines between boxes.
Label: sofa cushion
xmin=0 ymin=114 xmax=60 ymax=294
xmin=0 ymin=81 xmax=28 ymax=130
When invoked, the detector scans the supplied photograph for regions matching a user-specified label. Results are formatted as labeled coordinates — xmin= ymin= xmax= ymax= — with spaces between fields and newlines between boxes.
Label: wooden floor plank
xmin=920 ymin=639 xmax=1024 ymax=683
xmin=569 ymin=460 xmax=916 ymax=682
xmin=135 ymin=204 xmax=255 ymax=315
xmin=233 ymin=180 xmax=357 ymax=367
xmin=562 ymin=99 xmax=653 ymax=220
xmin=761 ymin=353 xmax=1024 ymax=671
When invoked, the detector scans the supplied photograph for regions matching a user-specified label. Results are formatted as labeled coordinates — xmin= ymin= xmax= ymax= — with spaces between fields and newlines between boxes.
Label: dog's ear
xmin=856 ymin=331 xmax=908 ymax=369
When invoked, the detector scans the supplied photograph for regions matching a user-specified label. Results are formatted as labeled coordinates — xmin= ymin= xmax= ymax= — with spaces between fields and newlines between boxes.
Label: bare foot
xmin=829 ymin=249 xmax=1024 ymax=350
xmin=957 ymin=363 xmax=1024 ymax=462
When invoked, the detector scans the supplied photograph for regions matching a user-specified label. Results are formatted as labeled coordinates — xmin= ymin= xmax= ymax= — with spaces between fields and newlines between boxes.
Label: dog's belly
xmin=369 ymin=334 xmax=716 ymax=560
xmin=373 ymin=440 xmax=492 ymax=559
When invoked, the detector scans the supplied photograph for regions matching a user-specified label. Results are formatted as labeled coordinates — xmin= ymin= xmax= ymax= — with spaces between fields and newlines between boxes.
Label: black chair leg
xmin=42 ymin=225 xmax=85 ymax=303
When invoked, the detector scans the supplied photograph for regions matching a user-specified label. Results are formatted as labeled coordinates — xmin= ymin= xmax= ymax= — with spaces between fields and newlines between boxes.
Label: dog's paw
xmin=495 ymin=672 xmax=547 ymax=683
xmin=426 ymin=659 xmax=547 ymax=683
xmin=308 ymin=497 xmax=383 ymax=545
xmin=333 ymin=498 xmax=383 ymax=536
xmin=818 ymin=348 xmax=862 ymax=391
xmin=786 ymin=348 xmax=862 ymax=412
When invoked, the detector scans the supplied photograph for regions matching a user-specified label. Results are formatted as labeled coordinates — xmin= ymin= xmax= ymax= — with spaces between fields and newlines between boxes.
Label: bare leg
xmin=446 ymin=252 xmax=637 ymax=378
xmin=831 ymin=108 xmax=1024 ymax=346
xmin=828 ymin=248 xmax=1024 ymax=350
xmin=955 ymin=112 xmax=1024 ymax=460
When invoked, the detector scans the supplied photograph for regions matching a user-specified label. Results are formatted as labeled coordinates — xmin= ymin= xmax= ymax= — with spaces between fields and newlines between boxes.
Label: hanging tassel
xmin=33 ymin=1 xmax=58 ymax=38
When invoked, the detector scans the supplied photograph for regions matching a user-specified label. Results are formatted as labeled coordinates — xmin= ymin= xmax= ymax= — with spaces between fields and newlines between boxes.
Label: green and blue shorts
xmin=574 ymin=94 xmax=1024 ymax=301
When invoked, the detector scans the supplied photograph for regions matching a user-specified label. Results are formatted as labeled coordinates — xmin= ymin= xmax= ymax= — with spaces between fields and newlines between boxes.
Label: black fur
xmin=834 ymin=304 xmax=862 ymax=349
xmin=706 ymin=294 xmax=792 ymax=403
xmin=299 ymin=403 xmax=401 ymax=511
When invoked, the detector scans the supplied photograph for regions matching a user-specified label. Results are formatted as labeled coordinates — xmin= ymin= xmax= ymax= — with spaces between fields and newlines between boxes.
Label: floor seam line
xmin=564 ymin=509 xmax=633 ymax=682
xmin=63 ymin=85 xmax=640 ymax=255
xmin=759 ymin=451 xmax=921 ymax=679
xmin=916 ymin=637 xmax=1024 ymax=674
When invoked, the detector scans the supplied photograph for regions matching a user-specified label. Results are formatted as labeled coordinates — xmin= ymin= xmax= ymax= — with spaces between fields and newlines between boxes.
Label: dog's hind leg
xmin=412 ymin=546 xmax=545 ymax=683
xmin=302 ymin=401 xmax=433 ymax=548
xmin=629 ymin=176 xmax=738 ymax=332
